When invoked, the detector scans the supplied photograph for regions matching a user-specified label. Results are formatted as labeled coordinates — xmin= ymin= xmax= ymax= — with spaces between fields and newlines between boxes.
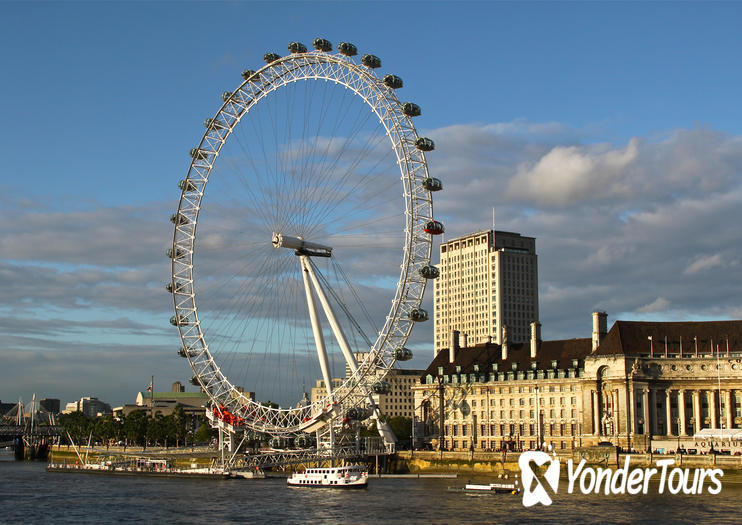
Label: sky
xmin=1 ymin=1 xmax=741 ymax=408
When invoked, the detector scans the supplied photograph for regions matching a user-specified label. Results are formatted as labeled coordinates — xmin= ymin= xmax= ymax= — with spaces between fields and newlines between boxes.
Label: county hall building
xmin=413 ymin=313 xmax=742 ymax=453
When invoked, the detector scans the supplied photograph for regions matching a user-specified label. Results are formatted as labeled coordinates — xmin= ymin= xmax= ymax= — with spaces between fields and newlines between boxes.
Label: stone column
xmin=709 ymin=390 xmax=717 ymax=430
xmin=678 ymin=389 xmax=687 ymax=436
xmin=725 ymin=390 xmax=733 ymax=430
xmin=650 ymin=389 xmax=658 ymax=435
xmin=642 ymin=388 xmax=650 ymax=435
xmin=665 ymin=390 xmax=673 ymax=436
xmin=611 ymin=390 xmax=618 ymax=435
xmin=629 ymin=386 xmax=636 ymax=434
xmin=693 ymin=390 xmax=701 ymax=434
xmin=592 ymin=390 xmax=600 ymax=435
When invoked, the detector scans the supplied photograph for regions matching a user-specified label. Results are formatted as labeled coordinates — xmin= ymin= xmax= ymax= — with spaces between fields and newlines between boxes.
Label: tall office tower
xmin=433 ymin=230 xmax=539 ymax=356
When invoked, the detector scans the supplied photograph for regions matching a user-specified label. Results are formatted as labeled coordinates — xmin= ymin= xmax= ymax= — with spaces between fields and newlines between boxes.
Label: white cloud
xmin=683 ymin=253 xmax=724 ymax=275
xmin=637 ymin=297 xmax=671 ymax=313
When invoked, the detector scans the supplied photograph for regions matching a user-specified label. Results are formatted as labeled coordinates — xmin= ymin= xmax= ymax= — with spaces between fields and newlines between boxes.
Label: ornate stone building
xmin=413 ymin=313 xmax=742 ymax=453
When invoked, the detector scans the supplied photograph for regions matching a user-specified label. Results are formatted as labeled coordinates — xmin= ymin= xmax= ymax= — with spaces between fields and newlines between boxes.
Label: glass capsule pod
xmin=190 ymin=375 xmax=200 ymax=386
xmin=421 ymin=177 xmax=443 ymax=192
xmin=296 ymin=435 xmax=311 ymax=447
xmin=221 ymin=91 xmax=233 ymax=102
xmin=415 ymin=137 xmax=435 ymax=152
xmin=178 ymin=347 xmax=199 ymax=358
xmin=419 ymin=264 xmax=440 ymax=279
xmin=165 ymin=282 xmax=184 ymax=293
xmin=372 ymin=381 xmax=391 ymax=394
xmin=361 ymin=54 xmax=381 ymax=68
xmin=394 ymin=347 xmax=414 ymax=360
xmin=166 ymin=248 xmax=185 ymax=259
xmin=409 ymin=308 xmax=429 ymax=322
xmin=383 ymin=74 xmax=403 ymax=89
xmin=203 ymin=118 xmax=225 ymax=130
xmin=264 ymin=52 xmax=281 ymax=63
xmin=313 ymin=38 xmax=332 ymax=52
xmin=288 ymin=42 xmax=307 ymax=54
xmin=338 ymin=42 xmax=358 ymax=56
xmin=402 ymin=102 xmax=421 ymax=117
xmin=170 ymin=315 xmax=189 ymax=326
xmin=241 ymin=69 xmax=260 ymax=81
xmin=170 ymin=213 xmax=189 ymax=225
xmin=189 ymin=148 xmax=207 ymax=160
xmin=178 ymin=179 xmax=197 ymax=192
xmin=424 ymin=220 xmax=445 ymax=235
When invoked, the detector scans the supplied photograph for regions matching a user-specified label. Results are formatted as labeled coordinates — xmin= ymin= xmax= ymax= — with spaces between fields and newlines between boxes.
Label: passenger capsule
xmin=313 ymin=38 xmax=332 ymax=52
xmin=421 ymin=177 xmax=443 ymax=192
xmin=415 ymin=137 xmax=435 ymax=152
xmin=241 ymin=69 xmax=260 ymax=81
xmin=382 ymin=74 xmax=403 ymax=89
xmin=408 ymin=308 xmax=429 ymax=322
xmin=264 ymin=52 xmax=281 ymax=63
xmin=402 ymin=102 xmax=421 ymax=117
xmin=221 ymin=91 xmax=233 ymax=102
xmin=203 ymin=118 xmax=225 ymax=130
xmin=419 ymin=265 xmax=440 ymax=279
xmin=372 ymin=381 xmax=391 ymax=395
xmin=178 ymin=179 xmax=197 ymax=192
xmin=170 ymin=213 xmax=189 ymax=225
xmin=166 ymin=248 xmax=185 ymax=259
xmin=189 ymin=375 xmax=200 ymax=386
xmin=170 ymin=315 xmax=189 ymax=326
xmin=361 ymin=54 xmax=381 ymax=68
xmin=165 ymin=282 xmax=185 ymax=294
xmin=424 ymin=220 xmax=445 ymax=235
xmin=338 ymin=42 xmax=358 ymax=56
xmin=288 ymin=42 xmax=307 ymax=54
xmin=394 ymin=347 xmax=414 ymax=360
xmin=189 ymin=148 xmax=207 ymax=160
xmin=178 ymin=347 xmax=199 ymax=358
xmin=296 ymin=435 xmax=310 ymax=447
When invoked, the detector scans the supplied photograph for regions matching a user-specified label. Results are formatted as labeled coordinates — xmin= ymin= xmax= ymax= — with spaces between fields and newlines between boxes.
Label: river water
xmin=1 ymin=451 xmax=739 ymax=524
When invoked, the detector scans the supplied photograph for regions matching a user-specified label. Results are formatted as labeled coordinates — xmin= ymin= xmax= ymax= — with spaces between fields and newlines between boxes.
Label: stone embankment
xmin=391 ymin=448 xmax=742 ymax=482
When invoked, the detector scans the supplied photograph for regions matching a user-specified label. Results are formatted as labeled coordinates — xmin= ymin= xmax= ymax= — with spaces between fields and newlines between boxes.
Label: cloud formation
xmin=2 ymin=121 xmax=741 ymax=407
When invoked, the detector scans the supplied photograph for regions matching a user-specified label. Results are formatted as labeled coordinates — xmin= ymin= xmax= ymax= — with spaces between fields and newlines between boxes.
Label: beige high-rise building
xmin=434 ymin=230 xmax=539 ymax=356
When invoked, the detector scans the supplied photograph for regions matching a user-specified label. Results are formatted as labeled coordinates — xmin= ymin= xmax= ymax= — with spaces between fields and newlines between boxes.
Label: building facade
xmin=433 ymin=230 xmax=538 ymax=356
xmin=62 ymin=397 xmax=112 ymax=418
xmin=415 ymin=314 xmax=742 ymax=453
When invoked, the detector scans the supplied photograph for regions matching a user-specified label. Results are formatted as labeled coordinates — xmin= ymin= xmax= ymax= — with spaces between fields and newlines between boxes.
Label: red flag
xmin=147 ymin=383 xmax=152 ymax=392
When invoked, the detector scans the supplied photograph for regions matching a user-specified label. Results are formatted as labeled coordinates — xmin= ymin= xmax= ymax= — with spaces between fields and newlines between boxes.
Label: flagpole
xmin=151 ymin=375 xmax=154 ymax=419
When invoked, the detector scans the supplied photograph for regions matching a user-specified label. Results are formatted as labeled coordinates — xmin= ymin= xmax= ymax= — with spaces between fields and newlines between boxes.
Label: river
xmin=1 ymin=451 xmax=739 ymax=524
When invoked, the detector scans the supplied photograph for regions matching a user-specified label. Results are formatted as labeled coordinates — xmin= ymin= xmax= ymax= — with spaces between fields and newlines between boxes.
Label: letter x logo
xmin=518 ymin=446 xmax=560 ymax=507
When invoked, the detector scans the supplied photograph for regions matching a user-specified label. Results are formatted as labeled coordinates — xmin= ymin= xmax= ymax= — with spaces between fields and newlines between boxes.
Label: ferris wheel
xmin=167 ymin=38 xmax=444 ymax=440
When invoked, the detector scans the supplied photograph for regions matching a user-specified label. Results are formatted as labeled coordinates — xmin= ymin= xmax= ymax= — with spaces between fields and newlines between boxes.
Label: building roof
xmin=137 ymin=391 xmax=208 ymax=399
xmin=593 ymin=320 xmax=742 ymax=356
xmin=421 ymin=338 xmax=592 ymax=381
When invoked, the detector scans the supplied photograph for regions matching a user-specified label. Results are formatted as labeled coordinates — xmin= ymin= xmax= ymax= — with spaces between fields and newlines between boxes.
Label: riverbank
xmin=390 ymin=448 xmax=742 ymax=483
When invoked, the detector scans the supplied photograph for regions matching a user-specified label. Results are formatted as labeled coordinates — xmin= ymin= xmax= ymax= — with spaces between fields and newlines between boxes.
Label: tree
xmin=122 ymin=410 xmax=149 ymax=450
xmin=93 ymin=415 xmax=121 ymax=449
xmin=59 ymin=411 xmax=92 ymax=446
xmin=387 ymin=416 xmax=412 ymax=448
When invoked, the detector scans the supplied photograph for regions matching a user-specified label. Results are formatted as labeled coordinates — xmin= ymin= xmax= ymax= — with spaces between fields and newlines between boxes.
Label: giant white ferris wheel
xmin=167 ymin=38 xmax=444 ymax=446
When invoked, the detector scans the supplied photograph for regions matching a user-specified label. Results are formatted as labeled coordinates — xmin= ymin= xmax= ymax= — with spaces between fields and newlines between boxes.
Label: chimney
xmin=461 ymin=333 xmax=468 ymax=349
xmin=592 ymin=311 xmax=607 ymax=352
xmin=530 ymin=322 xmax=541 ymax=359
xmin=449 ymin=330 xmax=460 ymax=364
xmin=501 ymin=325 xmax=509 ymax=360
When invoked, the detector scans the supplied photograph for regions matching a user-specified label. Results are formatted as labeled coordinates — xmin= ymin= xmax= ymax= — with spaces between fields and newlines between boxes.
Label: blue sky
xmin=2 ymin=2 xmax=741 ymax=407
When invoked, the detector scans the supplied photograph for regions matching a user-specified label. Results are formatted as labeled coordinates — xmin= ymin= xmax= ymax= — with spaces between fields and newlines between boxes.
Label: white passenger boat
xmin=287 ymin=465 xmax=368 ymax=488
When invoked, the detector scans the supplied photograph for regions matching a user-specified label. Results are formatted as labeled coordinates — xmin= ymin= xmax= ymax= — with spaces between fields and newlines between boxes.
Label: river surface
xmin=1 ymin=451 xmax=739 ymax=524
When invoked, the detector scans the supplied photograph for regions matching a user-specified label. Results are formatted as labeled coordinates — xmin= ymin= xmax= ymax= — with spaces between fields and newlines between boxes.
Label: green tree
xmin=386 ymin=416 xmax=412 ymax=448
xmin=58 ymin=411 xmax=92 ymax=446
xmin=93 ymin=415 xmax=121 ymax=449
xmin=122 ymin=410 xmax=149 ymax=450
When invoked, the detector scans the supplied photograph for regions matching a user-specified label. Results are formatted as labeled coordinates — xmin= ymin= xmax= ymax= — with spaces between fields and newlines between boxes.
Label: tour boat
xmin=448 ymin=482 xmax=519 ymax=495
xmin=287 ymin=465 xmax=368 ymax=488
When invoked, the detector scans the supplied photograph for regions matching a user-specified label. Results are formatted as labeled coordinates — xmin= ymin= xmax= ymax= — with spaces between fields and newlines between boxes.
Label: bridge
xmin=1 ymin=397 xmax=62 ymax=460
